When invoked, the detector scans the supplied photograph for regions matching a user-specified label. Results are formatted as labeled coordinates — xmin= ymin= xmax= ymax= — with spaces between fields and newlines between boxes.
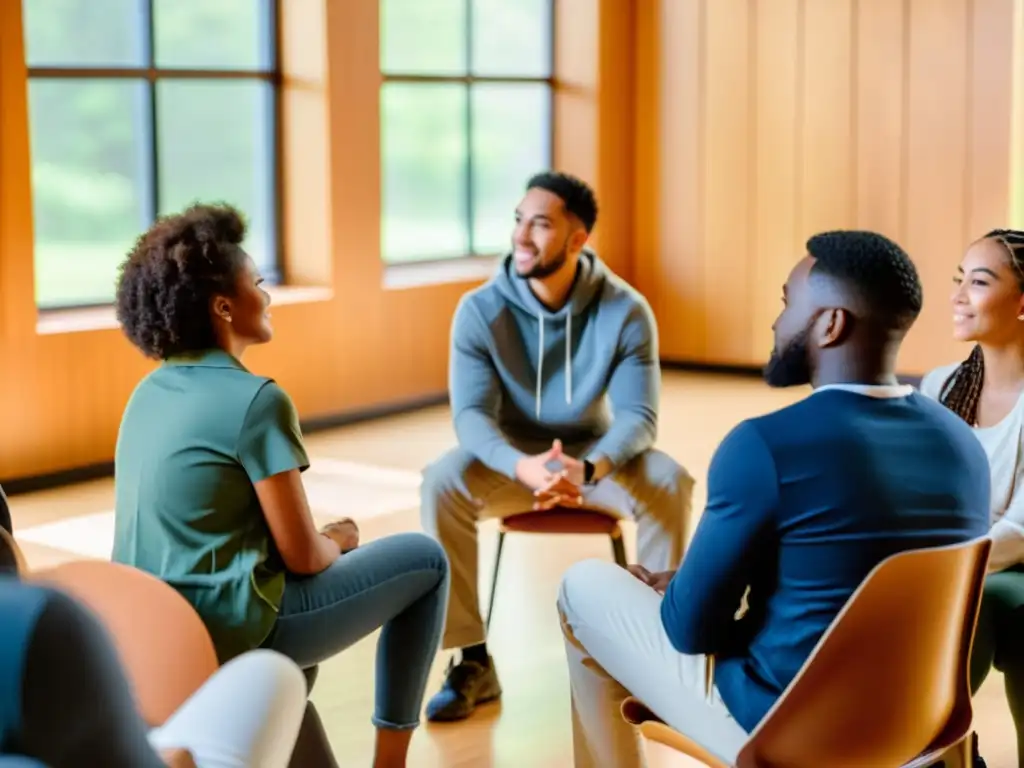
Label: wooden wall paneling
xmin=1014 ymin=0 xmax=1024 ymax=229
xmin=631 ymin=0 xmax=661 ymax=325
xmin=854 ymin=0 xmax=906 ymax=241
xmin=967 ymin=0 xmax=1015 ymax=240
xmin=639 ymin=0 xmax=1017 ymax=374
xmin=900 ymin=0 xmax=1015 ymax=375
xmin=554 ymin=0 xmax=600 ymax=244
xmin=751 ymin=0 xmax=801 ymax=363
xmin=799 ymin=0 xmax=856 ymax=238
xmin=595 ymin=0 xmax=635 ymax=282
xmin=555 ymin=0 xmax=635 ymax=281
xmin=702 ymin=0 xmax=753 ymax=365
xmin=279 ymin=0 xmax=331 ymax=289
xmin=899 ymin=0 xmax=971 ymax=375
xmin=0 ymin=0 xmax=35 ymax=343
xmin=637 ymin=0 xmax=706 ymax=362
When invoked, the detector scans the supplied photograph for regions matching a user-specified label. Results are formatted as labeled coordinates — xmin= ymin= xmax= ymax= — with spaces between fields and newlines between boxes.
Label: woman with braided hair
xmin=921 ymin=228 xmax=1024 ymax=767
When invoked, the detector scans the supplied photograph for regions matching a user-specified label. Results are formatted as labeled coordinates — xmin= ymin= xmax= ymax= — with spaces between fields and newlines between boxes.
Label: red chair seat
xmin=501 ymin=507 xmax=622 ymax=535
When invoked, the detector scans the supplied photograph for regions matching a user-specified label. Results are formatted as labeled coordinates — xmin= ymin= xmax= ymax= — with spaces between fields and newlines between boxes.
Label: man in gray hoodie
xmin=421 ymin=171 xmax=694 ymax=722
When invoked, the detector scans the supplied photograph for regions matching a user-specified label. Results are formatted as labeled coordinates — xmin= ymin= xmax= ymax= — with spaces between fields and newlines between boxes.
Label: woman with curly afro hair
xmin=111 ymin=203 xmax=450 ymax=768
xmin=921 ymin=229 xmax=1024 ymax=768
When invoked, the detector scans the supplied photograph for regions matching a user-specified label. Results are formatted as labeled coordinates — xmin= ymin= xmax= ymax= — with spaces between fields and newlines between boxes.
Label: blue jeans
xmin=261 ymin=532 xmax=449 ymax=731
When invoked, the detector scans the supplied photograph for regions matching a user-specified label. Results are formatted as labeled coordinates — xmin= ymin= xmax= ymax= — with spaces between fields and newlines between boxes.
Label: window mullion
xmin=464 ymin=0 xmax=474 ymax=257
xmin=144 ymin=0 xmax=159 ymax=223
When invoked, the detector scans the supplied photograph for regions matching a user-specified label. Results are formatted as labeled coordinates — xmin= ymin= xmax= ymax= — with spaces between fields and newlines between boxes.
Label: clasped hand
xmin=515 ymin=439 xmax=586 ymax=511
xmin=321 ymin=517 xmax=360 ymax=552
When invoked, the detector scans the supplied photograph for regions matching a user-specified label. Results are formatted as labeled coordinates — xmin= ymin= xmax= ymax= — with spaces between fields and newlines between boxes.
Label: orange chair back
xmin=734 ymin=537 xmax=991 ymax=768
xmin=29 ymin=560 xmax=219 ymax=727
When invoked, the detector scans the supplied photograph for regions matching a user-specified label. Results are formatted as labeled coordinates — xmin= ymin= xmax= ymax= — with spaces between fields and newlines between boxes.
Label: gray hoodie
xmin=449 ymin=249 xmax=660 ymax=479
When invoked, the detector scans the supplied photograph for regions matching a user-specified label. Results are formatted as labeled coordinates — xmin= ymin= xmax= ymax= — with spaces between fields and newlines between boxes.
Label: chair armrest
xmin=620 ymin=697 xmax=732 ymax=768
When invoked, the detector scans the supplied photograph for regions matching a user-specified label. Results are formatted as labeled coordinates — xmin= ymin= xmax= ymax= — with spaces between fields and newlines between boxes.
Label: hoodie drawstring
xmin=565 ymin=313 xmax=573 ymax=406
xmin=535 ymin=314 xmax=544 ymax=419
xmin=534 ymin=312 xmax=573 ymax=420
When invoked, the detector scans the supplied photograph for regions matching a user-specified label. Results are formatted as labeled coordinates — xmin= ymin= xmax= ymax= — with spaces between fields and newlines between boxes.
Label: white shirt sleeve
xmin=918 ymin=363 xmax=1024 ymax=571
xmin=981 ymin=395 xmax=1024 ymax=572
xmin=988 ymin=514 xmax=1024 ymax=572
xmin=989 ymin=450 xmax=1024 ymax=571
xmin=918 ymin=364 xmax=959 ymax=401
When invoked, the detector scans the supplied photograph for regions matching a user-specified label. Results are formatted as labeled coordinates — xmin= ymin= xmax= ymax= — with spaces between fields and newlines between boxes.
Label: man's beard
xmin=516 ymin=243 xmax=568 ymax=280
xmin=763 ymin=327 xmax=812 ymax=388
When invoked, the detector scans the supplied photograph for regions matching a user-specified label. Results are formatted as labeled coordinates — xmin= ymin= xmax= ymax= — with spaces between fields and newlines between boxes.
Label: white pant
xmin=557 ymin=559 xmax=749 ymax=767
xmin=147 ymin=649 xmax=307 ymax=768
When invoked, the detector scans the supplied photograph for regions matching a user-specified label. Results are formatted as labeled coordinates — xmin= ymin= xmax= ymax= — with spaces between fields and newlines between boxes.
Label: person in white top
xmin=920 ymin=228 xmax=1024 ymax=768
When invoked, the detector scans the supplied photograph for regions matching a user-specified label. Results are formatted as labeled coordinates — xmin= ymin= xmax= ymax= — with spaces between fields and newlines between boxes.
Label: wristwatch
xmin=583 ymin=459 xmax=596 ymax=485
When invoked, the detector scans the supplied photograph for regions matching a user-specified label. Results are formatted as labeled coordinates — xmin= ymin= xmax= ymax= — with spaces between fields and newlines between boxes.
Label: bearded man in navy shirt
xmin=556 ymin=230 xmax=991 ymax=767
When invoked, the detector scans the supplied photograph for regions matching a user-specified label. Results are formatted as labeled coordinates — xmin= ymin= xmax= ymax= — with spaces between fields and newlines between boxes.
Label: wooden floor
xmin=8 ymin=371 xmax=1018 ymax=767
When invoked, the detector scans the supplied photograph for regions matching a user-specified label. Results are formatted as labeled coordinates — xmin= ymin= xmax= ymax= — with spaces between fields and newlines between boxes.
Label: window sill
xmin=382 ymin=255 xmax=500 ymax=290
xmin=35 ymin=285 xmax=334 ymax=336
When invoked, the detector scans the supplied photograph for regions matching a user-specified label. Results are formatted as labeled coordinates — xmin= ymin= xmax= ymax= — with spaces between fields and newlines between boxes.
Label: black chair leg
xmin=485 ymin=531 xmax=506 ymax=632
xmin=611 ymin=533 xmax=628 ymax=568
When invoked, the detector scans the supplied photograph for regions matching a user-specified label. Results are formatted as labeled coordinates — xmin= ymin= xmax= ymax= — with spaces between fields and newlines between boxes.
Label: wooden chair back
xmin=624 ymin=537 xmax=991 ymax=768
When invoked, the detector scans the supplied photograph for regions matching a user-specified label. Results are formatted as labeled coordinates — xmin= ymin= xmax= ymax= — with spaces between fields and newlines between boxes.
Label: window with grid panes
xmin=22 ymin=0 xmax=281 ymax=308
xmin=379 ymin=0 xmax=554 ymax=263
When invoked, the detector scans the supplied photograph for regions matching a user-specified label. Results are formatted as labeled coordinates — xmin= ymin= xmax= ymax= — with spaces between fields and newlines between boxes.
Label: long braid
xmin=938 ymin=345 xmax=985 ymax=425
xmin=939 ymin=229 xmax=1024 ymax=425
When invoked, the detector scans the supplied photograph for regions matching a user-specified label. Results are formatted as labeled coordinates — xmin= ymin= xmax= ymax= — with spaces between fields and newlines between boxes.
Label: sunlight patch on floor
xmin=15 ymin=458 xmax=424 ymax=561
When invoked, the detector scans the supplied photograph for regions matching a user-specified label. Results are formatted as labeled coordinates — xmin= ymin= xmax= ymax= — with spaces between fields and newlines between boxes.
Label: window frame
xmin=24 ymin=0 xmax=284 ymax=311
xmin=379 ymin=0 xmax=557 ymax=266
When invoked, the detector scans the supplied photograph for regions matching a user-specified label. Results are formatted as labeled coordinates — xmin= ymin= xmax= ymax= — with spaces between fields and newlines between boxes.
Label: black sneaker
xmin=425 ymin=656 xmax=502 ymax=722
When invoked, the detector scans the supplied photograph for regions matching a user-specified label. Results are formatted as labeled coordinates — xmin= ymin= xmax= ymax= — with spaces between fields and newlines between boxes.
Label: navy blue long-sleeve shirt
xmin=1 ymin=579 xmax=167 ymax=766
xmin=661 ymin=387 xmax=991 ymax=732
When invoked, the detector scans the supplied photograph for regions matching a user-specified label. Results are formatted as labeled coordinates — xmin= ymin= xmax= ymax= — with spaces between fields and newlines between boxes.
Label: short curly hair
xmin=806 ymin=230 xmax=923 ymax=332
xmin=115 ymin=203 xmax=249 ymax=360
xmin=526 ymin=171 xmax=599 ymax=233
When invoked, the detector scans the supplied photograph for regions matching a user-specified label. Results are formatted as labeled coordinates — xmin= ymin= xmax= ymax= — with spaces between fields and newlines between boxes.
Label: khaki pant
xmin=557 ymin=559 xmax=749 ymax=767
xmin=420 ymin=444 xmax=694 ymax=649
